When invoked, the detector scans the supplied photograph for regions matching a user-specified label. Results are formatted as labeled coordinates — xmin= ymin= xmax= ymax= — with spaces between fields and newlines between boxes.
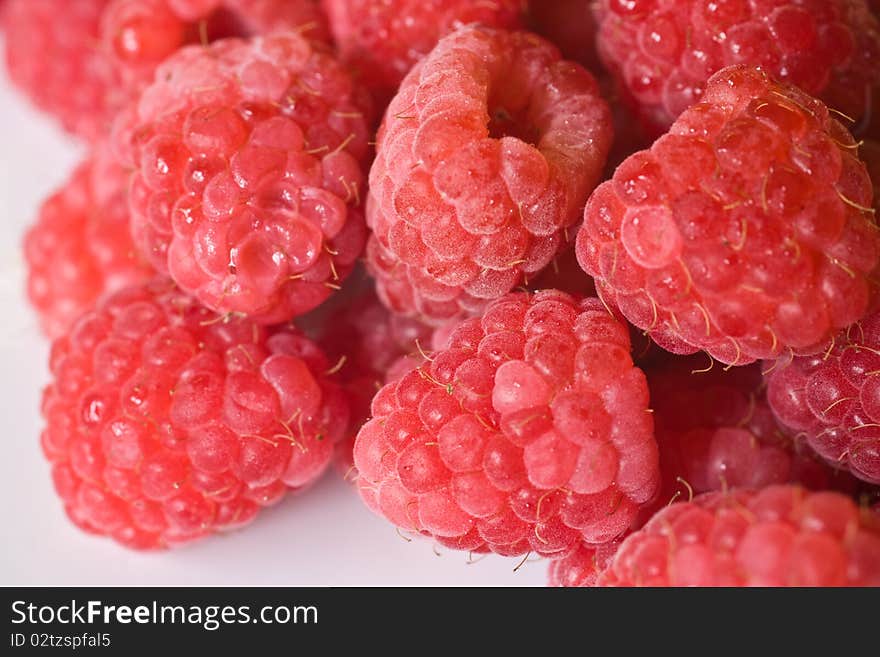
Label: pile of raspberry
xmin=9 ymin=0 xmax=880 ymax=585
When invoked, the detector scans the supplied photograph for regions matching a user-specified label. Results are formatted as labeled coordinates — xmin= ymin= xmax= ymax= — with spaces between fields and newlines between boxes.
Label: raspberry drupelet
xmin=353 ymin=290 xmax=660 ymax=556
xmin=366 ymin=26 xmax=613 ymax=326
xmin=320 ymin=0 xmax=525 ymax=107
xmin=41 ymin=278 xmax=348 ymax=549
xmin=596 ymin=486 xmax=880 ymax=586
xmin=764 ymin=309 xmax=880 ymax=485
xmin=24 ymin=145 xmax=153 ymax=339
xmin=113 ymin=33 xmax=373 ymax=323
xmin=594 ymin=0 xmax=880 ymax=133
xmin=3 ymin=0 xmax=329 ymax=141
xmin=576 ymin=65 xmax=880 ymax=366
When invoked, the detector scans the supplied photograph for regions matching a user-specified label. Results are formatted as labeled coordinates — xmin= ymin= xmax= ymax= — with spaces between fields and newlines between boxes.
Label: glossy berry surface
xmin=321 ymin=0 xmax=525 ymax=105
xmin=598 ymin=486 xmax=880 ymax=586
xmin=595 ymin=0 xmax=880 ymax=132
xmin=24 ymin=144 xmax=153 ymax=339
xmin=576 ymin=65 xmax=879 ymax=365
xmin=765 ymin=309 xmax=880 ymax=484
xmin=41 ymin=278 xmax=348 ymax=549
xmin=353 ymin=290 xmax=660 ymax=556
xmin=114 ymin=33 xmax=372 ymax=322
xmin=367 ymin=26 xmax=613 ymax=325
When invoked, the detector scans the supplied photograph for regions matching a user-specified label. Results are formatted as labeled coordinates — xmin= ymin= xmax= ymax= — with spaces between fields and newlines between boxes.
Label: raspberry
xmin=596 ymin=486 xmax=880 ymax=586
xmin=549 ymin=354 xmax=860 ymax=587
xmin=576 ymin=65 xmax=879 ymax=366
xmin=4 ymin=0 xmax=122 ymax=140
xmin=24 ymin=145 xmax=153 ymax=339
xmin=648 ymin=355 xmax=857 ymax=501
xmin=527 ymin=0 xmax=600 ymax=71
xmin=41 ymin=278 xmax=348 ymax=549
xmin=764 ymin=309 xmax=880 ymax=485
xmin=547 ymin=540 xmax=619 ymax=587
xmin=102 ymin=0 xmax=329 ymax=77
xmin=353 ymin=290 xmax=660 ymax=556
xmin=3 ymin=0 xmax=328 ymax=141
xmin=595 ymin=0 xmax=880 ymax=133
xmin=114 ymin=33 xmax=373 ymax=323
xmin=321 ymin=0 xmax=525 ymax=106
xmin=309 ymin=274 xmax=432 ymax=476
xmin=366 ymin=26 xmax=613 ymax=325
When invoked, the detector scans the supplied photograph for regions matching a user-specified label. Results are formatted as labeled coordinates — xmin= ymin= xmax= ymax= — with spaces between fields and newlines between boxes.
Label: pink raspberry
xmin=764 ymin=309 xmax=880 ymax=485
xmin=353 ymin=290 xmax=660 ymax=556
xmin=597 ymin=486 xmax=880 ymax=586
xmin=3 ymin=0 xmax=122 ymax=140
xmin=576 ymin=65 xmax=879 ymax=366
xmin=41 ymin=278 xmax=348 ymax=549
xmin=547 ymin=540 xmax=619 ymax=587
xmin=309 ymin=275 xmax=432 ymax=477
xmin=114 ymin=33 xmax=373 ymax=323
xmin=595 ymin=0 xmax=880 ymax=133
xmin=24 ymin=144 xmax=153 ymax=339
xmin=366 ymin=26 xmax=613 ymax=326
xmin=648 ymin=355 xmax=857 ymax=502
xmin=102 ymin=0 xmax=330 ymax=79
xmin=3 ymin=0 xmax=328 ymax=141
xmin=548 ymin=353 xmax=860 ymax=587
xmin=321 ymin=0 xmax=525 ymax=106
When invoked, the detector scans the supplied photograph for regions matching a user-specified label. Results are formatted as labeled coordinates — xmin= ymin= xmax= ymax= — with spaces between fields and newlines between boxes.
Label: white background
xmin=0 ymin=64 xmax=545 ymax=587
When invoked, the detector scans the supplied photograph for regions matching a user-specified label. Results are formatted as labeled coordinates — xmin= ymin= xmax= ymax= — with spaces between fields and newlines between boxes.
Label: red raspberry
xmin=596 ymin=486 xmax=880 ymax=586
xmin=549 ymin=354 xmax=860 ymax=587
xmin=527 ymin=0 xmax=600 ymax=71
xmin=353 ymin=290 xmax=660 ymax=556
xmin=3 ymin=0 xmax=328 ymax=141
xmin=764 ymin=309 xmax=880 ymax=485
xmin=595 ymin=0 xmax=880 ymax=133
xmin=114 ymin=33 xmax=372 ymax=323
xmin=3 ymin=0 xmax=122 ymax=140
xmin=576 ymin=65 xmax=879 ymax=366
xmin=41 ymin=278 xmax=348 ymax=549
xmin=310 ymin=275 xmax=432 ymax=477
xmin=366 ymin=26 xmax=613 ymax=326
xmin=648 ymin=356 xmax=855 ymax=500
xmin=24 ymin=145 xmax=153 ymax=339
xmin=547 ymin=540 xmax=618 ymax=587
xmin=321 ymin=0 xmax=525 ymax=105
xmin=102 ymin=0 xmax=330 ymax=79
